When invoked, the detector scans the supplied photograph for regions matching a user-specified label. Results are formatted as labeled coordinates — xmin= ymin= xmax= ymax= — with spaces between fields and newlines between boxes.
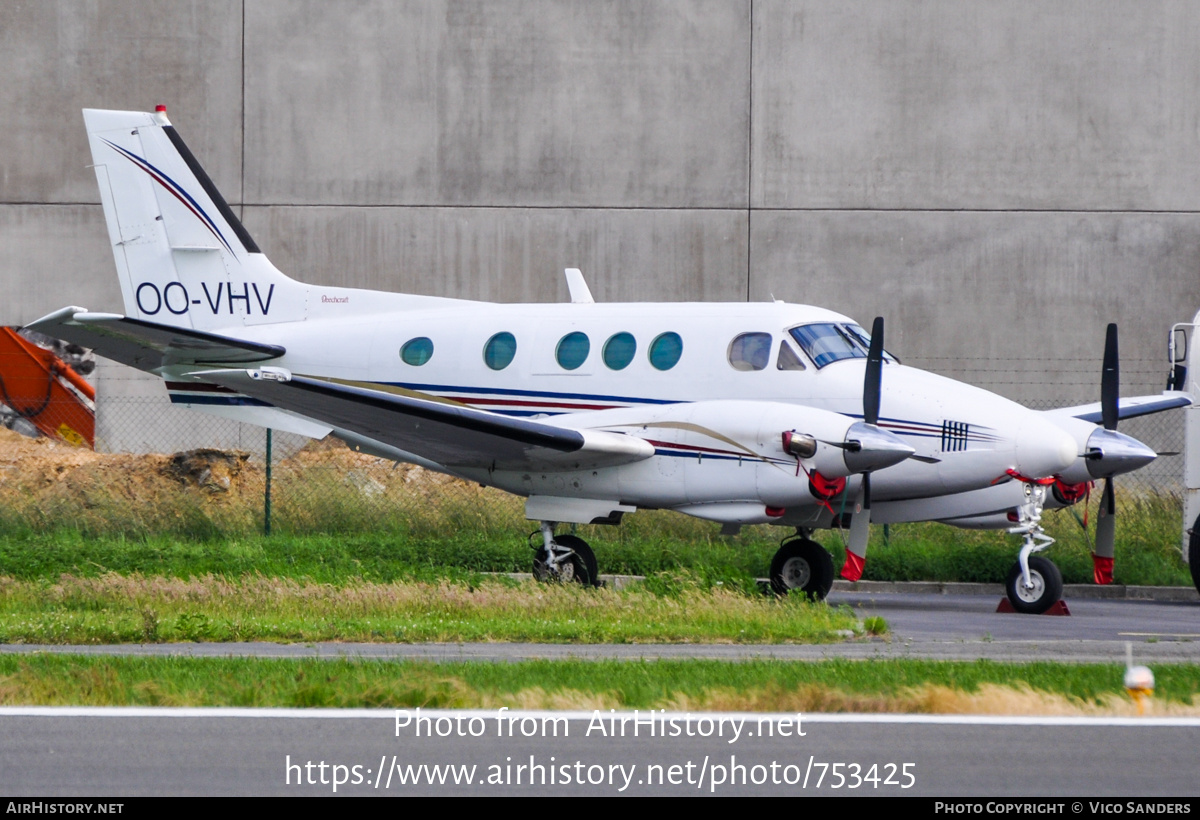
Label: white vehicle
xmin=26 ymin=107 xmax=1191 ymax=613
xmin=1168 ymin=317 xmax=1200 ymax=594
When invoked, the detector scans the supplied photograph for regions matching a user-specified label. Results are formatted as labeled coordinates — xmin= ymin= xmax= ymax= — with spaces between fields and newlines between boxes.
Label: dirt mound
xmin=0 ymin=426 xmax=115 ymax=485
xmin=0 ymin=426 xmax=467 ymax=509
xmin=165 ymin=449 xmax=250 ymax=493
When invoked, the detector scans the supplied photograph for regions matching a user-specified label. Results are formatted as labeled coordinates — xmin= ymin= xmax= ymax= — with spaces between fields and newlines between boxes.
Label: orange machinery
xmin=0 ymin=328 xmax=95 ymax=448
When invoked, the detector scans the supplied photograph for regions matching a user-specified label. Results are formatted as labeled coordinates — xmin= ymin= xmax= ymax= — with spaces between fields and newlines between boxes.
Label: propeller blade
xmin=1094 ymin=477 xmax=1117 ymax=582
xmin=1102 ymin=323 xmax=1119 ymax=431
xmin=844 ymin=482 xmax=871 ymax=581
xmin=846 ymin=511 xmax=871 ymax=557
xmin=864 ymin=316 xmax=884 ymax=426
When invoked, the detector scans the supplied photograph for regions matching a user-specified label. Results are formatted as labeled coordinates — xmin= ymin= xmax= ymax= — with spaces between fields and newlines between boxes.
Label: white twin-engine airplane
xmin=27 ymin=107 xmax=1192 ymax=613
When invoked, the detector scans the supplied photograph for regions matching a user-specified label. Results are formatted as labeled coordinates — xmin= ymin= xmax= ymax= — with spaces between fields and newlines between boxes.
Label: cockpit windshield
xmin=788 ymin=323 xmax=898 ymax=369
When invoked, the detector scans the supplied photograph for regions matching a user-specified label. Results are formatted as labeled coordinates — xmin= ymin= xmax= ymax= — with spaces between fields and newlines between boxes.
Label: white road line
xmin=0 ymin=706 xmax=1198 ymax=727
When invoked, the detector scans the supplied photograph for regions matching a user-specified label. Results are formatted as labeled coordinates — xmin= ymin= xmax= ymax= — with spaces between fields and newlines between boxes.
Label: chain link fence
xmin=91 ymin=397 xmax=519 ymax=537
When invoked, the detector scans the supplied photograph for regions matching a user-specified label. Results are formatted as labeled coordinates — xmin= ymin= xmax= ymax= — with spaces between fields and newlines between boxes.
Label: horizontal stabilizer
xmin=24 ymin=307 xmax=285 ymax=372
xmin=188 ymin=368 xmax=655 ymax=471
xmin=1044 ymin=393 xmax=1192 ymax=424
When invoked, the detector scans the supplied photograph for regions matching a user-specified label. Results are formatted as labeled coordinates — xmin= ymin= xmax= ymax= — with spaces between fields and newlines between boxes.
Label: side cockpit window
xmin=776 ymin=341 xmax=806 ymax=371
xmin=728 ymin=332 xmax=772 ymax=371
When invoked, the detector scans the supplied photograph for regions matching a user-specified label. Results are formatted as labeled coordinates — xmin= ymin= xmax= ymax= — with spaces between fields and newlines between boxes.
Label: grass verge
xmin=0 ymin=573 xmax=859 ymax=644
xmin=1 ymin=656 xmax=1197 ymax=715
xmin=0 ymin=492 xmax=1191 ymax=588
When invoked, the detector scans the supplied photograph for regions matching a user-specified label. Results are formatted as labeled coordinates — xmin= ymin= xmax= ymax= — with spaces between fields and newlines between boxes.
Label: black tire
xmin=770 ymin=538 xmax=835 ymax=600
xmin=1189 ymin=514 xmax=1200 ymax=596
xmin=1004 ymin=556 xmax=1064 ymax=614
xmin=532 ymin=534 xmax=600 ymax=587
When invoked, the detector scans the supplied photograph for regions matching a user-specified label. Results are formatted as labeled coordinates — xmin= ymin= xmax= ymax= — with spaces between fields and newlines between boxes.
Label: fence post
xmin=264 ymin=428 xmax=273 ymax=536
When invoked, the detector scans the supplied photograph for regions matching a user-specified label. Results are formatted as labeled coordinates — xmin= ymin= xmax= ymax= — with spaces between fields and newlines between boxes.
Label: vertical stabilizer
xmin=84 ymin=107 xmax=307 ymax=330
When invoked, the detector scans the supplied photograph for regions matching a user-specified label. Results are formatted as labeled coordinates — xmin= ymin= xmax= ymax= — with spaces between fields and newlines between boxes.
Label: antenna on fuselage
xmin=564 ymin=268 xmax=595 ymax=304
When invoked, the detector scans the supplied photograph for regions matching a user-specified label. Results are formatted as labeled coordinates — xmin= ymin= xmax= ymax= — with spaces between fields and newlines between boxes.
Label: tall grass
xmin=0 ymin=437 xmax=1190 ymax=586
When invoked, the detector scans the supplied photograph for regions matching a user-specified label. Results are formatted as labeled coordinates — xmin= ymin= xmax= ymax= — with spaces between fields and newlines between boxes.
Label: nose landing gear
xmin=1004 ymin=480 xmax=1064 ymax=614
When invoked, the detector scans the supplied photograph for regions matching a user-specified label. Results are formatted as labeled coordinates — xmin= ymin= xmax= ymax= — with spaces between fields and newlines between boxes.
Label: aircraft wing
xmin=1043 ymin=392 xmax=1192 ymax=423
xmin=23 ymin=307 xmax=285 ymax=369
xmin=189 ymin=367 xmax=655 ymax=471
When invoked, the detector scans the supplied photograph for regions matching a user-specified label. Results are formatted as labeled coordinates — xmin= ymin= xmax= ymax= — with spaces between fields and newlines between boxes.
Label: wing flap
xmin=190 ymin=368 xmax=654 ymax=470
xmin=24 ymin=307 xmax=285 ymax=370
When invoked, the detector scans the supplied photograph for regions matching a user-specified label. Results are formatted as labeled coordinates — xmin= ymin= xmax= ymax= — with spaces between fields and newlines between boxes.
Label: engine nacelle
xmin=681 ymin=399 xmax=909 ymax=481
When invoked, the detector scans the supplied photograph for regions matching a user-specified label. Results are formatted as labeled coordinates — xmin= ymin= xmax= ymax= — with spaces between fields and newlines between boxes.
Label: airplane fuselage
xmin=162 ymin=291 xmax=1083 ymax=527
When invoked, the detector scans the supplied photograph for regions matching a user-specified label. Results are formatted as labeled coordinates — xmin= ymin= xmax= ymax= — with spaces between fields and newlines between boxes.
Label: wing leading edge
xmin=1045 ymin=393 xmax=1192 ymax=423
xmin=190 ymin=368 xmax=655 ymax=471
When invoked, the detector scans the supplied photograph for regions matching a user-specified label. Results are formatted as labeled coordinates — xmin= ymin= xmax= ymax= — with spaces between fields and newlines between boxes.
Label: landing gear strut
xmin=770 ymin=533 xmax=835 ymax=600
xmin=1004 ymin=480 xmax=1064 ymax=614
xmin=532 ymin=522 xmax=600 ymax=587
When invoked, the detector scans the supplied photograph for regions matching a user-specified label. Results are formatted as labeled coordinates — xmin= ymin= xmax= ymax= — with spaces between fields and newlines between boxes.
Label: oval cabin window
xmin=602 ymin=332 xmax=636 ymax=370
xmin=648 ymin=332 xmax=683 ymax=371
xmin=483 ymin=332 xmax=517 ymax=370
xmin=400 ymin=337 xmax=434 ymax=366
xmin=556 ymin=331 xmax=591 ymax=370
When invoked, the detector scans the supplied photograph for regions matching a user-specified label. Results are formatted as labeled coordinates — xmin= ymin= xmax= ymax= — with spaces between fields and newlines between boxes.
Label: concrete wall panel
xmin=244 ymin=0 xmax=750 ymax=207
xmin=753 ymin=0 xmax=1200 ymax=210
xmin=243 ymin=206 xmax=748 ymax=303
xmin=0 ymin=204 xmax=122 ymax=323
xmin=4 ymin=0 xmax=1200 ymax=437
xmin=749 ymin=210 xmax=1200 ymax=402
xmin=0 ymin=0 xmax=244 ymax=205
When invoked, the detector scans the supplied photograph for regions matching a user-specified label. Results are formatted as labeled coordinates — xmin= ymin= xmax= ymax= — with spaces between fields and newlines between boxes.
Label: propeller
xmin=843 ymin=317 xmax=887 ymax=581
xmin=1064 ymin=324 xmax=1158 ymax=584
xmin=1093 ymin=324 xmax=1119 ymax=581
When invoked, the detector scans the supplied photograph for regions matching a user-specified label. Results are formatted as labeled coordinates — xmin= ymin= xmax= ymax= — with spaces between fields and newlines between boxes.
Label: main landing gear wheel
xmin=533 ymin=534 xmax=600 ymax=587
xmin=1004 ymin=556 xmax=1064 ymax=614
xmin=770 ymin=538 xmax=835 ymax=600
